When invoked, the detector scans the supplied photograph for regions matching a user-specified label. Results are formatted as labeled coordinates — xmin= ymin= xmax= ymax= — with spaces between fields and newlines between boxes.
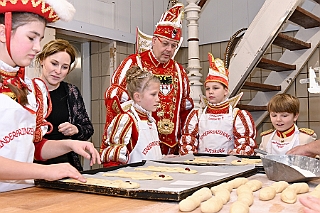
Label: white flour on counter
xmin=290 ymin=165 xmax=316 ymax=177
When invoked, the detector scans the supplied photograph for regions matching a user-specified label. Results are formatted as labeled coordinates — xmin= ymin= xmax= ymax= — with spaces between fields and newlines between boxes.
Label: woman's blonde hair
xmin=36 ymin=39 xmax=78 ymax=73
xmin=125 ymin=66 xmax=159 ymax=99
xmin=267 ymin=94 xmax=300 ymax=115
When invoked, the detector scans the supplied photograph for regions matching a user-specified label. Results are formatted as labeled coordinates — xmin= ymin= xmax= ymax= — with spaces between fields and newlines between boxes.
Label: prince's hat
xmin=0 ymin=0 xmax=75 ymax=78
xmin=205 ymin=53 xmax=229 ymax=88
xmin=153 ymin=3 xmax=184 ymax=42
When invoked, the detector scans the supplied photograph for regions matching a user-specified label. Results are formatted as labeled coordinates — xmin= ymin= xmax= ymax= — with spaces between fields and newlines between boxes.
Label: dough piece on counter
xmin=236 ymin=185 xmax=252 ymax=195
xmin=230 ymin=201 xmax=249 ymax=213
xmin=200 ymin=196 xmax=224 ymax=213
xmin=211 ymin=182 xmax=233 ymax=193
xmin=270 ymin=181 xmax=289 ymax=193
xmin=228 ymin=177 xmax=248 ymax=189
xmin=213 ymin=188 xmax=230 ymax=204
xmin=192 ymin=187 xmax=213 ymax=202
xmin=259 ymin=187 xmax=276 ymax=201
xmin=179 ymin=195 xmax=201 ymax=212
xmin=102 ymin=170 xmax=173 ymax=180
xmin=245 ymin=180 xmax=262 ymax=192
xmin=238 ymin=192 xmax=254 ymax=206
xmin=309 ymin=190 xmax=320 ymax=198
xmin=281 ymin=187 xmax=297 ymax=204
xmin=288 ymin=182 xmax=309 ymax=194
xmin=134 ymin=166 xmax=197 ymax=174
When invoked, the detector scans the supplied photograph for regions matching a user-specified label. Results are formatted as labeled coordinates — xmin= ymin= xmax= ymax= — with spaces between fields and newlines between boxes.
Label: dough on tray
xmin=259 ymin=186 xmax=276 ymax=201
xmin=62 ymin=177 xmax=140 ymax=189
xmin=134 ymin=165 xmax=197 ymax=174
xmin=102 ymin=170 xmax=173 ymax=180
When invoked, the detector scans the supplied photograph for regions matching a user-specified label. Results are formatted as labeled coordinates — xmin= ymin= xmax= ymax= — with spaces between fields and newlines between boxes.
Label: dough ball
xmin=200 ymin=196 xmax=224 ymax=213
xmin=230 ymin=201 xmax=249 ymax=213
xmin=214 ymin=188 xmax=230 ymax=204
xmin=238 ymin=192 xmax=254 ymax=206
xmin=192 ymin=187 xmax=212 ymax=202
xmin=237 ymin=185 xmax=252 ymax=195
xmin=228 ymin=177 xmax=248 ymax=189
xmin=245 ymin=180 xmax=262 ymax=192
xmin=289 ymin=182 xmax=309 ymax=194
xmin=281 ymin=187 xmax=297 ymax=204
xmin=179 ymin=196 xmax=201 ymax=212
xmin=259 ymin=187 xmax=276 ymax=201
xmin=270 ymin=181 xmax=289 ymax=193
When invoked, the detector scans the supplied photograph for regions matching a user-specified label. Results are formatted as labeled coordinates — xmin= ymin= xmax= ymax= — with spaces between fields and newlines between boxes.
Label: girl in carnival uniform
xmin=179 ymin=53 xmax=257 ymax=156
xmin=101 ymin=66 xmax=162 ymax=166
xmin=0 ymin=0 xmax=100 ymax=192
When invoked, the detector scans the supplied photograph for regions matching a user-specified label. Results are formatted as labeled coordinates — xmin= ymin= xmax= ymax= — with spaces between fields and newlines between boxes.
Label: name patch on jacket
xmin=199 ymin=130 xmax=232 ymax=141
xmin=142 ymin=141 xmax=160 ymax=155
xmin=0 ymin=128 xmax=35 ymax=148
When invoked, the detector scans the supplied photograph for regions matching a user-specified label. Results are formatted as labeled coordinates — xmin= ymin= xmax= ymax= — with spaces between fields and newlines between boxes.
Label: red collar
xmin=276 ymin=125 xmax=295 ymax=138
xmin=206 ymin=101 xmax=229 ymax=114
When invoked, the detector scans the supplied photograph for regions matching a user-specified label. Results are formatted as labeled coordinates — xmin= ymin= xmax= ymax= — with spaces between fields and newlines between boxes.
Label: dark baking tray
xmin=35 ymin=160 xmax=258 ymax=201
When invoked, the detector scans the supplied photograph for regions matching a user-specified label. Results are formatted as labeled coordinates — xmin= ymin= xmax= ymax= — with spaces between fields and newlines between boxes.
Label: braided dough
xmin=270 ymin=181 xmax=289 ymax=193
xmin=281 ymin=183 xmax=309 ymax=204
xmin=245 ymin=180 xmax=262 ymax=192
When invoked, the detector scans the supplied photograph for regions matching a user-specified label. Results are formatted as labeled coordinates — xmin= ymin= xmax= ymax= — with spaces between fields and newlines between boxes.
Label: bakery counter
xmin=1 ymin=174 xmax=319 ymax=213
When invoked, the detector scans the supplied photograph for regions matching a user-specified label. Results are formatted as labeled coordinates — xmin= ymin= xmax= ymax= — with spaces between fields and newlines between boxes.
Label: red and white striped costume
xmin=179 ymin=99 xmax=257 ymax=156
xmin=101 ymin=50 xmax=193 ymax=156
xmin=101 ymin=101 xmax=162 ymax=166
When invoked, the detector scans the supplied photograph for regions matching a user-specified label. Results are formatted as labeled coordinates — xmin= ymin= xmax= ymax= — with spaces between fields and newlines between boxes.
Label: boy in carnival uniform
xmin=179 ymin=53 xmax=257 ymax=156
xmin=259 ymin=94 xmax=316 ymax=155
xmin=101 ymin=66 xmax=162 ymax=165
xmin=0 ymin=0 xmax=100 ymax=192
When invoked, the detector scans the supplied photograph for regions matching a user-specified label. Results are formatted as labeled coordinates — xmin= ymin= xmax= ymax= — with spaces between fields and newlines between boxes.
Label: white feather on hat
xmin=44 ymin=0 xmax=76 ymax=22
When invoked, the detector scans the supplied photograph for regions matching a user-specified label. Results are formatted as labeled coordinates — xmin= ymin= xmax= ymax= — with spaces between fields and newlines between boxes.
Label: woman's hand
xmin=58 ymin=122 xmax=79 ymax=136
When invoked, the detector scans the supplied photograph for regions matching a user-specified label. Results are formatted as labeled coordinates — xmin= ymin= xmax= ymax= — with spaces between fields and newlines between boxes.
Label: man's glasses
xmin=156 ymin=37 xmax=178 ymax=50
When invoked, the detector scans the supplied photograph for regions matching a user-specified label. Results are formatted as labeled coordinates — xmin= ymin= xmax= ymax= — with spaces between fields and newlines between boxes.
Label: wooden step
xmin=273 ymin=33 xmax=311 ymax=51
xmin=257 ymin=58 xmax=296 ymax=72
xmin=242 ymin=81 xmax=281 ymax=92
xmin=237 ymin=104 xmax=267 ymax=112
xmin=289 ymin=6 xmax=320 ymax=29
xmin=314 ymin=0 xmax=320 ymax=4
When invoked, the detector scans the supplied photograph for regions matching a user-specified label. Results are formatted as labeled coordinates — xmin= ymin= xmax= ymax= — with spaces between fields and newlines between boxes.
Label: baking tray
xmin=35 ymin=161 xmax=257 ymax=201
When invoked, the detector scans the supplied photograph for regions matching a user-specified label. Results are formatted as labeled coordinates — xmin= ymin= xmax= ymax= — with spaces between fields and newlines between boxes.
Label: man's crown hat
xmin=153 ymin=3 xmax=184 ymax=42
xmin=205 ymin=52 xmax=229 ymax=88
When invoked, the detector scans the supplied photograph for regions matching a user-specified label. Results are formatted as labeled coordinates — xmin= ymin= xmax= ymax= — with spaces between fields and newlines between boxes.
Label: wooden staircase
xmin=227 ymin=0 xmax=320 ymax=127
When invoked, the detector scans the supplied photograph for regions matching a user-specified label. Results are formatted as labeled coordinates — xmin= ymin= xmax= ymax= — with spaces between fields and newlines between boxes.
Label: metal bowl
xmin=261 ymin=155 xmax=320 ymax=182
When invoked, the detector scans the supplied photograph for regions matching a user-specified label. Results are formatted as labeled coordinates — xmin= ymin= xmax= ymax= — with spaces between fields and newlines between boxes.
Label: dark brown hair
xmin=267 ymin=93 xmax=300 ymax=115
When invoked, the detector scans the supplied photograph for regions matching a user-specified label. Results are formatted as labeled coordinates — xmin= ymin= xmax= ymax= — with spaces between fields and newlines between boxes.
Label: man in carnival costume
xmin=101 ymin=3 xmax=194 ymax=166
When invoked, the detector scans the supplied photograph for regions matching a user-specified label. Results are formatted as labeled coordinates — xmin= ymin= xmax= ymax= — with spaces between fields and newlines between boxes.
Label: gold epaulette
xmin=299 ymin=128 xmax=315 ymax=136
xmin=122 ymin=103 xmax=132 ymax=112
xmin=260 ymin=129 xmax=274 ymax=137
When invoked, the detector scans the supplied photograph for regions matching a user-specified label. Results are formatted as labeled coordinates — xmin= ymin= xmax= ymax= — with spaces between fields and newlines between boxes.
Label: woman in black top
xmin=35 ymin=39 xmax=94 ymax=171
